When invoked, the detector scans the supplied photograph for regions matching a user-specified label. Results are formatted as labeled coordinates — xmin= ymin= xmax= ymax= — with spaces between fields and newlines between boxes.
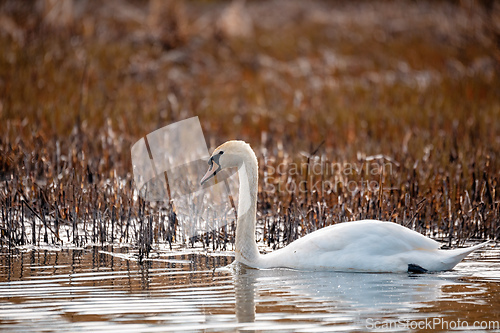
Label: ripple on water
xmin=0 ymin=246 xmax=498 ymax=332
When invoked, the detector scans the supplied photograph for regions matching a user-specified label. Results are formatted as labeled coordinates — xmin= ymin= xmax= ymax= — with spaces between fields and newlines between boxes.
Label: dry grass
xmin=0 ymin=0 xmax=499 ymax=254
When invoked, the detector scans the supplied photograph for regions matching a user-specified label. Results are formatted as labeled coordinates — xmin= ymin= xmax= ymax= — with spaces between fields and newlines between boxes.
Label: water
xmin=0 ymin=245 xmax=498 ymax=332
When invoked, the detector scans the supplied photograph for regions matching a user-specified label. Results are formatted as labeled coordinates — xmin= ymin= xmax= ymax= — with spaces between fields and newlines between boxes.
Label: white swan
xmin=200 ymin=140 xmax=489 ymax=273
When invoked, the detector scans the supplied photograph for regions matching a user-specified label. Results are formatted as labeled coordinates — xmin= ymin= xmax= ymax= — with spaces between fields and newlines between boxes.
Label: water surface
xmin=0 ymin=245 xmax=498 ymax=332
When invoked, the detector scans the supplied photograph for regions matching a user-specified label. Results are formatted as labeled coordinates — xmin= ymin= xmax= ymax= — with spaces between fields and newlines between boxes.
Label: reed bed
xmin=0 ymin=0 xmax=499 ymax=256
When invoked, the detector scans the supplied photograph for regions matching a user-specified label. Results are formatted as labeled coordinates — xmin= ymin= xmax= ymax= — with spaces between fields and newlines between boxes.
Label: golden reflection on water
xmin=0 ymin=246 xmax=498 ymax=332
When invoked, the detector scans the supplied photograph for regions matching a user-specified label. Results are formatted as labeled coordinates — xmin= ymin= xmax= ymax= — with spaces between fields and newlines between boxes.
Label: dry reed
xmin=0 ymin=0 xmax=499 ymax=256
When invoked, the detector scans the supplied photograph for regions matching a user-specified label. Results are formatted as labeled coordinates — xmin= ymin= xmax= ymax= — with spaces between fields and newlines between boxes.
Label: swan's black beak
xmin=200 ymin=154 xmax=222 ymax=185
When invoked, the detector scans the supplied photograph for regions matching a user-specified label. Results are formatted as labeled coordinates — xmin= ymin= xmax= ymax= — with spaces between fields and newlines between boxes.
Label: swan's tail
xmin=440 ymin=241 xmax=491 ymax=270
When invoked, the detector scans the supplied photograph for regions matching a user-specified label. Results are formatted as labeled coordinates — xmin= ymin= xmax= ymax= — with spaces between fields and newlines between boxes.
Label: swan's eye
xmin=208 ymin=151 xmax=223 ymax=166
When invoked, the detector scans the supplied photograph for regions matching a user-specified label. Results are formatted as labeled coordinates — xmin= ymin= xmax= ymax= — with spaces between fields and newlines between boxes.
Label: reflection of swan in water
xmin=232 ymin=263 xmax=460 ymax=329
xmin=233 ymin=265 xmax=256 ymax=325
xmin=202 ymin=141 xmax=489 ymax=273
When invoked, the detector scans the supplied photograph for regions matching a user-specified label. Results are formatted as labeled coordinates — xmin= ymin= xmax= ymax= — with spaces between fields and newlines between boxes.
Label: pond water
xmin=0 ymin=245 xmax=498 ymax=332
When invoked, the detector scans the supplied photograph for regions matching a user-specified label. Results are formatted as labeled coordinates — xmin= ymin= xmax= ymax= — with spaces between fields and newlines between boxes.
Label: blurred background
xmin=0 ymin=0 xmax=499 ymax=250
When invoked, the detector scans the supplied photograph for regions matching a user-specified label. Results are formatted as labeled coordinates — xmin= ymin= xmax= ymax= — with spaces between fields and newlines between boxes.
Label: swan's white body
xmin=201 ymin=141 xmax=488 ymax=273
xmin=260 ymin=220 xmax=486 ymax=272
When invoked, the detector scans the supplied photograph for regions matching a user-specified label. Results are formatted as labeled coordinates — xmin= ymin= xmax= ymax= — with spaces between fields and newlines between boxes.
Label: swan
xmin=200 ymin=140 xmax=489 ymax=273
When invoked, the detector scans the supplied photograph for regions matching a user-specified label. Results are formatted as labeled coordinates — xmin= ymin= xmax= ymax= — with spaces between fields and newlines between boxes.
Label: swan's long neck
xmin=235 ymin=152 xmax=260 ymax=265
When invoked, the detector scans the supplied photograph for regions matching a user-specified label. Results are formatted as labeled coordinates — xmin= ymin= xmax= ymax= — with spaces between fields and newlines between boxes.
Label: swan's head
xmin=200 ymin=140 xmax=255 ymax=185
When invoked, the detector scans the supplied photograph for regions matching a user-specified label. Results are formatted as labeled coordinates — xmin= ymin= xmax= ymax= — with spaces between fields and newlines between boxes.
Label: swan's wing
xmin=261 ymin=220 xmax=441 ymax=271
xmin=261 ymin=220 xmax=488 ymax=272
xmin=289 ymin=220 xmax=440 ymax=255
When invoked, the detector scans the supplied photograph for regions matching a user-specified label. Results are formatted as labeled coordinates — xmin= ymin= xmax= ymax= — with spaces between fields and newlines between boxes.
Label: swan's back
xmin=300 ymin=220 xmax=439 ymax=254
xmin=260 ymin=220 xmax=448 ymax=272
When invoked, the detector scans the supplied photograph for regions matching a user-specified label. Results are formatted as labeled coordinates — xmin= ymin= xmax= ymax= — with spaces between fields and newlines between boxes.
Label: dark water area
xmin=0 ymin=245 xmax=498 ymax=332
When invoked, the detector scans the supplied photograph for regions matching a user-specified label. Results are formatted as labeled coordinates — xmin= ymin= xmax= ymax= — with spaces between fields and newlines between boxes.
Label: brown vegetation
xmin=0 ymin=0 xmax=499 ymax=255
